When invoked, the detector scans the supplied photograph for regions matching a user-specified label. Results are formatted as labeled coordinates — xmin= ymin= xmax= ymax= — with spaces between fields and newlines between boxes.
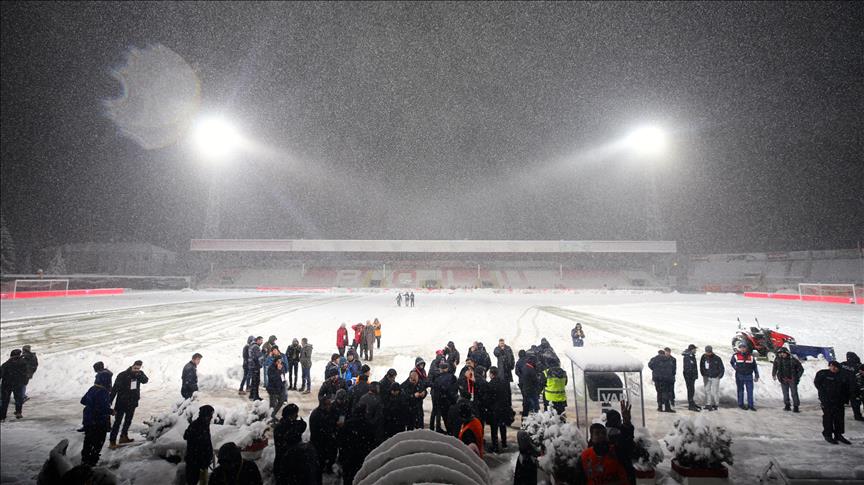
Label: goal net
xmin=798 ymin=283 xmax=857 ymax=303
xmin=12 ymin=279 xmax=70 ymax=298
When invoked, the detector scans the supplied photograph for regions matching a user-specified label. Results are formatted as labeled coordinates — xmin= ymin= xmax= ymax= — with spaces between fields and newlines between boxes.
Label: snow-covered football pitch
xmin=1 ymin=289 xmax=862 ymax=483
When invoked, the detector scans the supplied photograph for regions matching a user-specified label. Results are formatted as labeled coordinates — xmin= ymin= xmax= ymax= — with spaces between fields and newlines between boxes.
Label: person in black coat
xmin=182 ymin=354 xmax=202 ymax=400
xmin=338 ymin=404 xmax=375 ymax=485
xmin=494 ymin=339 xmax=516 ymax=383
xmin=841 ymin=352 xmax=862 ymax=420
xmin=80 ymin=371 xmax=113 ymax=466
xmin=401 ymin=370 xmax=427 ymax=430
xmin=487 ymin=367 xmax=513 ymax=452
xmin=473 ymin=366 xmax=492 ymax=425
xmin=447 ymin=396 xmax=470 ymax=439
xmin=109 ymin=360 xmax=149 ymax=447
xmin=0 ymin=349 xmax=28 ymax=421
xmin=700 ymin=346 xmax=725 ymax=411
xmin=184 ymin=405 xmax=214 ymax=485
xmin=815 ymin=361 xmax=852 ymax=444
xmin=209 ymin=442 xmax=263 ymax=485
xmin=274 ymin=403 xmax=321 ymax=485
xmin=444 ymin=341 xmax=460 ymax=369
xmin=267 ymin=359 xmax=287 ymax=420
xmin=20 ymin=344 xmax=38 ymax=400
xmin=681 ymin=345 xmax=701 ymax=411
xmin=377 ymin=369 xmax=398 ymax=406
xmin=521 ymin=357 xmax=542 ymax=414
xmin=432 ymin=362 xmax=458 ymax=433
xmin=604 ymin=401 xmax=636 ymax=485
xmin=648 ymin=349 xmax=677 ymax=412
xmin=380 ymin=382 xmax=408 ymax=441
xmin=514 ymin=430 xmax=539 ymax=485
xmin=309 ymin=396 xmax=339 ymax=474
xmin=247 ymin=337 xmax=264 ymax=401
xmin=772 ymin=347 xmax=804 ymax=412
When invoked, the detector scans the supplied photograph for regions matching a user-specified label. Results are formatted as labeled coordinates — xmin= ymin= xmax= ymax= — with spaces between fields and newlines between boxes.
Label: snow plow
xmin=788 ymin=344 xmax=835 ymax=362
xmin=733 ymin=318 xmax=796 ymax=362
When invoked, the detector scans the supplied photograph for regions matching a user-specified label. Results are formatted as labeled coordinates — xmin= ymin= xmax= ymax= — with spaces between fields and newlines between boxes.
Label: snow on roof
xmin=565 ymin=347 xmax=644 ymax=372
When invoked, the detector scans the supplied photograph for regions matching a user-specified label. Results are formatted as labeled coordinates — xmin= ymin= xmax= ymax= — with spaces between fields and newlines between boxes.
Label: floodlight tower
xmin=191 ymin=117 xmax=241 ymax=239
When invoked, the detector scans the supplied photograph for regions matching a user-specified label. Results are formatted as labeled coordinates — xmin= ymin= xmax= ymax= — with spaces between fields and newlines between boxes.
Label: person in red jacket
xmin=351 ymin=323 xmax=364 ymax=352
xmin=336 ymin=323 xmax=349 ymax=357
xmin=458 ymin=401 xmax=484 ymax=458
xmin=578 ymin=423 xmax=628 ymax=485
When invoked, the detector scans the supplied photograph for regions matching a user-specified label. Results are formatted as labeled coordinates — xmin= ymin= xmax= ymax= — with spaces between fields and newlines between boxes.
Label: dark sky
xmin=1 ymin=2 xmax=862 ymax=255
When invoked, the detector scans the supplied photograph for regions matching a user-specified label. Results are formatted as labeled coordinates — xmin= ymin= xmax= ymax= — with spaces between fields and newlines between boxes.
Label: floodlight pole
xmin=203 ymin=176 xmax=221 ymax=239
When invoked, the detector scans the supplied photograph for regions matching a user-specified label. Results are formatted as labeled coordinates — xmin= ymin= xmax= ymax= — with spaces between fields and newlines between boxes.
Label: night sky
xmin=1 ymin=2 xmax=862 ymax=255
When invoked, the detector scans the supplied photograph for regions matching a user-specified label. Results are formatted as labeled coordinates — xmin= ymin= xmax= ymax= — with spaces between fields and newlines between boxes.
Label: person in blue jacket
xmin=80 ymin=371 xmax=113 ymax=466
xmin=730 ymin=343 xmax=760 ymax=411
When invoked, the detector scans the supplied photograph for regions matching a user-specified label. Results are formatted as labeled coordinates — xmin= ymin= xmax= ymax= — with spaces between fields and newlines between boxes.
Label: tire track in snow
xmin=0 ymin=295 xmax=357 ymax=357
xmin=536 ymin=306 xmax=715 ymax=351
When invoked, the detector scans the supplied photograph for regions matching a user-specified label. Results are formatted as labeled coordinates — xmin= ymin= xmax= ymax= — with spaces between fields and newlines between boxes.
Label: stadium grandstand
xmin=189 ymin=239 xmax=678 ymax=290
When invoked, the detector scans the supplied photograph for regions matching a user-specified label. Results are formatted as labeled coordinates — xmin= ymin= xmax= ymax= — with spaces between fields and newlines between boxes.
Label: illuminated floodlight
xmin=626 ymin=125 xmax=667 ymax=158
xmin=191 ymin=117 xmax=242 ymax=161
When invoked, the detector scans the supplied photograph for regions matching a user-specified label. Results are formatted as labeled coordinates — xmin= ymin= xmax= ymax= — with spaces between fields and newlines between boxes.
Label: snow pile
xmin=521 ymin=410 xmax=587 ymax=481
xmin=353 ymin=429 xmax=490 ymax=485
xmin=142 ymin=395 xmax=270 ymax=459
xmin=565 ymin=347 xmax=644 ymax=372
xmin=663 ymin=415 xmax=733 ymax=469
xmin=633 ymin=427 xmax=665 ymax=471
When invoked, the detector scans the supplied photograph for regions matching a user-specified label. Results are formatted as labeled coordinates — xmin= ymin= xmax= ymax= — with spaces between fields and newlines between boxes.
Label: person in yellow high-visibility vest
xmin=543 ymin=357 xmax=568 ymax=417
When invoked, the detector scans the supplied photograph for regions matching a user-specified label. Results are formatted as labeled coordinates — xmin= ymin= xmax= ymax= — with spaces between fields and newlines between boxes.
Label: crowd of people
xmin=647 ymin=343 xmax=863 ymax=445
xmin=2 ymin=320 xmax=863 ymax=484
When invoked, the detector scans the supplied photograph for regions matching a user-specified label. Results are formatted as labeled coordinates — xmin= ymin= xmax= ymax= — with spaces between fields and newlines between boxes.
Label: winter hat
xmin=339 ymin=356 xmax=348 ymax=366
xmin=93 ymin=361 xmax=105 ymax=372
xmin=705 ymin=345 xmax=713 ymax=353
xmin=436 ymin=349 xmax=444 ymax=356
xmin=198 ymin=405 xmax=215 ymax=419
xmin=217 ymin=442 xmax=241 ymax=467
xmin=415 ymin=357 xmax=426 ymax=367
xmin=10 ymin=349 xmax=21 ymax=357
xmin=778 ymin=347 xmax=790 ymax=355
xmin=737 ymin=343 xmax=748 ymax=349
xmin=360 ymin=364 xmax=371 ymax=374
xmin=686 ymin=344 xmax=697 ymax=351
xmin=325 ymin=367 xmax=339 ymax=379
xmin=247 ymin=335 xmax=255 ymax=344
xmin=386 ymin=368 xmax=397 ymax=377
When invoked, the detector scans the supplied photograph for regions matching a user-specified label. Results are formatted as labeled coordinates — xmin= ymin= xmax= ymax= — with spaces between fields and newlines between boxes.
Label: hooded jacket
xmin=81 ymin=372 xmax=112 ymax=429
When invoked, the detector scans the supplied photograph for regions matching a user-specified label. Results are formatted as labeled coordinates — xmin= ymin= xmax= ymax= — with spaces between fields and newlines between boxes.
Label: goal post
xmin=12 ymin=279 xmax=70 ymax=298
xmin=798 ymin=283 xmax=857 ymax=303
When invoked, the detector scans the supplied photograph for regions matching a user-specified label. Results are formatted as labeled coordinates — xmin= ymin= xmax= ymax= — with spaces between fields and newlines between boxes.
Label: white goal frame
xmin=798 ymin=283 xmax=857 ymax=301
xmin=12 ymin=279 xmax=70 ymax=298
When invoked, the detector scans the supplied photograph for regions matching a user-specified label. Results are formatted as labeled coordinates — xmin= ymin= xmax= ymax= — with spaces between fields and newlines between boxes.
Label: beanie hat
xmin=436 ymin=349 xmax=444 ymax=356
xmin=361 ymin=364 xmax=371 ymax=373
xmin=387 ymin=368 xmax=397 ymax=377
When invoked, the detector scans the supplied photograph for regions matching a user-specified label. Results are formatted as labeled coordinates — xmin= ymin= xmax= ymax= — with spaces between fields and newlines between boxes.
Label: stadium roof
xmin=189 ymin=239 xmax=676 ymax=253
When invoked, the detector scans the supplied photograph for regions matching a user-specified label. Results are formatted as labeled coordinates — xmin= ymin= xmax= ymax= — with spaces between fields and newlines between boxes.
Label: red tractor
xmin=732 ymin=318 xmax=796 ymax=362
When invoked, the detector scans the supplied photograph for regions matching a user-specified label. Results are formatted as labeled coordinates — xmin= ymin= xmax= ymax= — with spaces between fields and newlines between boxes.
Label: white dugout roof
xmin=189 ymin=239 xmax=677 ymax=254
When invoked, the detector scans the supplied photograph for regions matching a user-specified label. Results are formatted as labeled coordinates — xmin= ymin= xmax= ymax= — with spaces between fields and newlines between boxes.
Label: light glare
xmin=192 ymin=117 xmax=241 ymax=160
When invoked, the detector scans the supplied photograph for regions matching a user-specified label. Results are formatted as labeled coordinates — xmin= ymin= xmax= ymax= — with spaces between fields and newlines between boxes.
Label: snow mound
xmin=663 ymin=415 xmax=733 ymax=469
xmin=521 ymin=410 xmax=587 ymax=479
xmin=354 ymin=429 xmax=490 ymax=485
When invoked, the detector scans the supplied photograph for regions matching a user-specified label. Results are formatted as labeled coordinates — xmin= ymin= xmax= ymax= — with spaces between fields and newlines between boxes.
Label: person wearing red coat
xmin=336 ymin=323 xmax=349 ymax=357
xmin=351 ymin=323 xmax=364 ymax=352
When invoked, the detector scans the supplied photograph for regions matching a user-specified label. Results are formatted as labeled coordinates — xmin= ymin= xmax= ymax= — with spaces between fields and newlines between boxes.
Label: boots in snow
xmin=119 ymin=435 xmax=135 ymax=444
